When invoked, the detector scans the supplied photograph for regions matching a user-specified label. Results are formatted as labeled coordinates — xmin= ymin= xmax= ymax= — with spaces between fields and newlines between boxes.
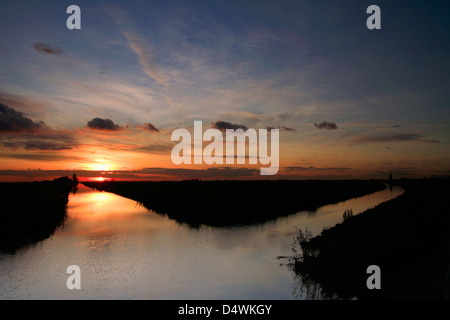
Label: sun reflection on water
xmin=61 ymin=185 xmax=170 ymax=240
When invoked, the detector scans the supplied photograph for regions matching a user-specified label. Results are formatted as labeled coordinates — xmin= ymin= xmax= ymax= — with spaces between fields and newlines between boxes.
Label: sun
xmin=84 ymin=176 xmax=110 ymax=182
xmin=89 ymin=163 xmax=114 ymax=172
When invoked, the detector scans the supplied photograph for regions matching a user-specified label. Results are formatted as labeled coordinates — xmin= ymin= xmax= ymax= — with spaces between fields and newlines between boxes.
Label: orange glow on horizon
xmin=82 ymin=177 xmax=112 ymax=182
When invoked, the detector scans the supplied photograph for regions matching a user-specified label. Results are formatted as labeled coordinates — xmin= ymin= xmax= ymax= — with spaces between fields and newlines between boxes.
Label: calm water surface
xmin=0 ymin=184 xmax=403 ymax=299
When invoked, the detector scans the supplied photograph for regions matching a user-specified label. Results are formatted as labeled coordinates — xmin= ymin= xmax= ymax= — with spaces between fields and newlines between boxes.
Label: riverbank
xmin=0 ymin=177 xmax=76 ymax=254
xmin=84 ymin=179 xmax=386 ymax=227
xmin=291 ymin=178 xmax=450 ymax=299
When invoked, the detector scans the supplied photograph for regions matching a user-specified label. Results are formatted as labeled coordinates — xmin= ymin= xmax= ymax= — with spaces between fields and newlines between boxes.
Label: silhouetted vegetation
xmin=0 ymin=176 xmax=76 ymax=254
xmin=342 ymin=209 xmax=353 ymax=221
xmin=83 ymin=179 xmax=386 ymax=228
xmin=290 ymin=177 xmax=450 ymax=299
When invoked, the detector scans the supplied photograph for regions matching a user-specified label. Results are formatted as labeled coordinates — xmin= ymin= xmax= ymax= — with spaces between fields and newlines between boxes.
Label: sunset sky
xmin=0 ymin=0 xmax=449 ymax=181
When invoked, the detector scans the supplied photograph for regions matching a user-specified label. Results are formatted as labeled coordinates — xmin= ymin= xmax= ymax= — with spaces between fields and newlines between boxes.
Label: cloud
xmin=134 ymin=142 xmax=174 ymax=154
xmin=21 ymin=140 xmax=74 ymax=151
xmin=133 ymin=167 xmax=260 ymax=179
xmin=211 ymin=121 xmax=248 ymax=132
xmin=87 ymin=118 xmax=122 ymax=131
xmin=0 ymin=167 xmax=260 ymax=181
xmin=122 ymin=31 xmax=168 ymax=87
xmin=266 ymin=126 xmax=296 ymax=132
xmin=285 ymin=166 xmax=352 ymax=172
xmin=0 ymin=169 xmax=108 ymax=180
xmin=0 ymin=169 xmax=141 ymax=180
xmin=281 ymin=126 xmax=296 ymax=132
xmin=314 ymin=121 xmax=338 ymax=130
xmin=33 ymin=42 xmax=63 ymax=55
xmin=140 ymin=122 xmax=159 ymax=132
xmin=0 ymin=103 xmax=47 ymax=133
xmin=0 ymin=93 xmax=46 ymax=115
xmin=2 ymin=142 xmax=19 ymax=149
xmin=106 ymin=5 xmax=171 ymax=95
xmin=1 ymin=154 xmax=86 ymax=162
xmin=0 ymin=103 xmax=78 ymax=150
xmin=432 ymin=170 xmax=450 ymax=174
xmin=352 ymin=133 xmax=441 ymax=144
xmin=0 ymin=132 xmax=77 ymax=151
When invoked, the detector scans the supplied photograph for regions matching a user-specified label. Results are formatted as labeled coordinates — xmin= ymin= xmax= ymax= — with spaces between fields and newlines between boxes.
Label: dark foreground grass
xmin=291 ymin=178 xmax=450 ymax=299
xmin=84 ymin=179 xmax=386 ymax=227
xmin=0 ymin=177 xmax=75 ymax=254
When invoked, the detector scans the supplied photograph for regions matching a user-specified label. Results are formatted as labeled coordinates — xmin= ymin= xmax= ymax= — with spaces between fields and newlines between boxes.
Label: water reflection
xmin=0 ymin=184 xmax=404 ymax=299
xmin=62 ymin=187 xmax=163 ymax=234
xmin=266 ymin=185 xmax=404 ymax=239
xmin=85 ymin=180 xmax=388 ymax=228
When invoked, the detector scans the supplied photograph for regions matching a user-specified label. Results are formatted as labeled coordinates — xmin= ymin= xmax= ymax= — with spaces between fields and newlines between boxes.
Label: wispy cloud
xmin=134 ymin=142 xmax=174 ymax=154
xmin=266 ymin=125 xmax=296 ymax=132
xmin=0 ymin=93 xmax=47 ymax=115
xmin=33 ymin=42 xmax=63 ymax=55
xmin=106 ymin=5 xmax=168 ymax=87
xmin=122 ymin=31 xmax=168 ymax=87
xmin=1 ymin=153 xmax=86 ymax=162
xmin=285 ymin=166 xmax=352 ymax=172
xmin=352 ymin=133 xmax=441 ymax=144
xmin=20 ymin=138 xmax=75 ymax=150
xmin=0 ymin=132 xmax=77 ymax=151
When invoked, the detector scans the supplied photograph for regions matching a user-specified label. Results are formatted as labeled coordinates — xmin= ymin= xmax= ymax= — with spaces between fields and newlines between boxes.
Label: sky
xmin=0 ymin=0 xmax=449 ymax=181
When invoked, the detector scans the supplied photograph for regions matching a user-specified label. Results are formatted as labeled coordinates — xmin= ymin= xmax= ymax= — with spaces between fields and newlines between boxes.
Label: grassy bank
xmin=84 ymin=179 xmax=386 ymax=227
xmin=291 ymin=178 xmax=450 ymax=299
xmin=0 ymin=177 xmax=75 ymax=254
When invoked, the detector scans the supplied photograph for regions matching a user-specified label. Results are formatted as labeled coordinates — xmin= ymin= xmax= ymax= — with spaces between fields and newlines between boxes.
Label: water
xmin=0 ymin=184 xmax=404 ymax=299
